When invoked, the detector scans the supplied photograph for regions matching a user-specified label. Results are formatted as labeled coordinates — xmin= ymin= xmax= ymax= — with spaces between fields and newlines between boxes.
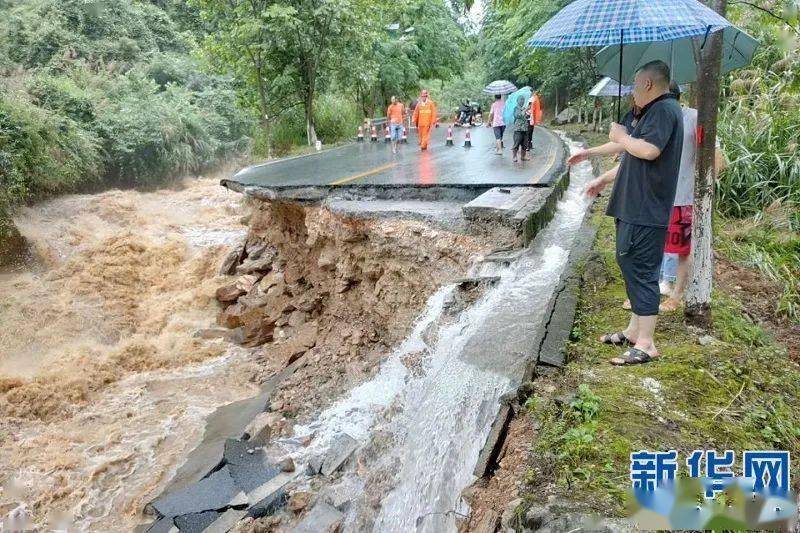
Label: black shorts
xmin=615 ymin=220 xmax=667 ymax=316
xmin=493 ymin=125 xmax=505 ymax=140
xmin=512 ymin=130 xmax=527 ymax=150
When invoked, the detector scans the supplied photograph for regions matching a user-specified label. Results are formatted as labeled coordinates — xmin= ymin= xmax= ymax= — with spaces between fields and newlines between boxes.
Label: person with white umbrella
xmin=487 ymin=94 xmax=506 ymax=155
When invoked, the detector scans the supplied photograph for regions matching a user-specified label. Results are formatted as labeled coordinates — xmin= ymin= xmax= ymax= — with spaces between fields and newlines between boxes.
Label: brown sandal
xmin=610 ymin=347 xmax=659 ymax=366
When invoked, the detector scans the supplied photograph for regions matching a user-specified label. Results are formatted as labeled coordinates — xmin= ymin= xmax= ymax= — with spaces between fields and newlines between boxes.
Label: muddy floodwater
xmin=0 ymin=176 xmax=261 ymax=531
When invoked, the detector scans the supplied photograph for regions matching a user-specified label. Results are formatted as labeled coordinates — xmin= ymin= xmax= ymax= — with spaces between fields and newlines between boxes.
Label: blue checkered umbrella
xmin=483 ymin=80 xmax=518 ymax=95
xmin=528 ymin=0 xmax=732 ymax=119
xmin=528 ymin=0 xmax=730 ymax=49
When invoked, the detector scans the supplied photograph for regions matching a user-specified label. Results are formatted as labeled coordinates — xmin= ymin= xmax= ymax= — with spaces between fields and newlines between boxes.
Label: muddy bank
xmin=214 ymin=200 xmax=511 ymax=426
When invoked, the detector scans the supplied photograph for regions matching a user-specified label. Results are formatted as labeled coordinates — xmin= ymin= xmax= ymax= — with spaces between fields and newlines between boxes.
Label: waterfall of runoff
xmin=277 ymin=135 xmax=595 ymax=532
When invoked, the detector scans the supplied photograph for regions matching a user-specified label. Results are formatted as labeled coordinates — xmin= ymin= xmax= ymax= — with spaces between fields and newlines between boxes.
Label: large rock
xmin=219 ymin=246 xmax=245 ymax=276
xmin=218 ymin=302 xmax=246 ymax=328
xmin=243 ymin=412 xmax=284 ymax=446
xmin=238 ymin=307 xmax=276 ymax=347
xmin=271 ymin=320 xmax=318 ymax=366
xmin=320 ymin=433 xmax=358 ymax=476
xmin=216 ymin=275 xmax=259 ymax=305
xmin=245 ymin=241 xmax=271 ymax=261
xmin=236 ymin=255 xmax=274 ymax=275
xmin=292 ymin=502 xmax=343 ymax=533
xmin=216 ymin=284 xmax=247 ymax=304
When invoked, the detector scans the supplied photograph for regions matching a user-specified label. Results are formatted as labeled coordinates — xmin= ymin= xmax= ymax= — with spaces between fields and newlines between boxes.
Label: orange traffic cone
xmin=357 ymin=126 xmax=364 ymax=142
xmin=401 ymin=126 xmax=408 ymax=144
xmin=370 ymin=126 xmax=378 ymax=142
xmin=463 ymin=128 xmax=472 ymax=148
xmin=384 ymin=125 xmax=391 ymax=143
xmin=446 ymin=127 xmax=454 ymax=146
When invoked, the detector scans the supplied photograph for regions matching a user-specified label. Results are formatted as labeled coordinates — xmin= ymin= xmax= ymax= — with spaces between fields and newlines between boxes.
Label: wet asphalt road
xmin=227 ymin=125 xmax=565 ymax=189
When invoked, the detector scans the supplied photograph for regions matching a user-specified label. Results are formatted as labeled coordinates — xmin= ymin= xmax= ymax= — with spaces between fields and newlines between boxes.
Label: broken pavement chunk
xmin=320 ymin=433 xmax=359 ymax=476
xmin=149 ymin=466 xmax=246 ymax=518
xmin=204 ymin=509 xmax=247 ymax=533
xmin=246 ymin=472 xmax=295 ymax=517
xmin=223 ymin=439 xmax=282 ymax=494
xmin=292 ymin=502 xmax=344 ymax=533
xmin=173 ymin=510 xmax=220 ymax=533
xmin=145 ymin=517 xmax=178 ymax=533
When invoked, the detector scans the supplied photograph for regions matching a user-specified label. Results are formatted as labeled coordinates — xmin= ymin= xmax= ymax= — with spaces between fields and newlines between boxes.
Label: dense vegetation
xmin=0 ymin=0 xmax=474 ymax=256
xmin=0 ymin=0 xmax=252 ymax=252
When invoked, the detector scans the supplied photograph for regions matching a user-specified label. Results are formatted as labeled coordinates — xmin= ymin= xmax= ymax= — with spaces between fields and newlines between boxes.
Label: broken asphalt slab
xmin=149 ymin=466 xmax=247 ymax=518
xmin=222 ymin=439 xmax=282 ymax=494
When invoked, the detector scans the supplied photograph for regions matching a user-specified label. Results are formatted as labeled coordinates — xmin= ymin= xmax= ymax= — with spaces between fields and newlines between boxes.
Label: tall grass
xmin=717 ymin=75 xmax=800 ymax=218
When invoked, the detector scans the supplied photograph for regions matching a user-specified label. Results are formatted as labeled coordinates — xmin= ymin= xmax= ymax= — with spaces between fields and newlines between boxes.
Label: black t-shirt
xmin=606 ymin=94 xmax=684 ymax=228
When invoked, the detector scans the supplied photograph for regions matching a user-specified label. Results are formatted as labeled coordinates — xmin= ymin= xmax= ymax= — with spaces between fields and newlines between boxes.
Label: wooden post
xmin=685 ymin=0 xmax=727 ymax=326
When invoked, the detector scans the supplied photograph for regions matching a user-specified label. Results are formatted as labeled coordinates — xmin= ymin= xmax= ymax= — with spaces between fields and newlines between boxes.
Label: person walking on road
xmin=412 ymin=90 xmax=437 ymax=151
xmin=488 ymin=94 xmax=505 ymax=155
xmin=569 ymin=60 xmax=684 ymax=366
xmin=387 ymin=96 xmax=405 ymax=154
xmin=511 ymin=95 xmax=530 ymax=163
xmin=527 ymin=90 xmax=543 ymax=151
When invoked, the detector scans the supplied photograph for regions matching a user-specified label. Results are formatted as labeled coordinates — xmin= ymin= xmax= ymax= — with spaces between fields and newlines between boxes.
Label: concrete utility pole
xmin=685 ymin=0 xmax=728 ymax=326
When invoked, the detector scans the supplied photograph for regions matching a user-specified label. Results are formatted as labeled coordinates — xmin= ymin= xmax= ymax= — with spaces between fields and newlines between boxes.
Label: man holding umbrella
xmin=571 ymin=60 xmax=683 ymax=365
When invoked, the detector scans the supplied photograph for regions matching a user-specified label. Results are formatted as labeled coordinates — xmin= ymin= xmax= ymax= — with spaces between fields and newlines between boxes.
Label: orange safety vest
xmin=413 ymin=100 xmax=437 ymax=126
xmin=530 ymin=94 xmax=543 ymax=125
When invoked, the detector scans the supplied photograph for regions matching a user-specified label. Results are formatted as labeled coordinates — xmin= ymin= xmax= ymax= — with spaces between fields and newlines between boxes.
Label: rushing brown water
xmin=0 ymin=176 xmax=261 ymax=531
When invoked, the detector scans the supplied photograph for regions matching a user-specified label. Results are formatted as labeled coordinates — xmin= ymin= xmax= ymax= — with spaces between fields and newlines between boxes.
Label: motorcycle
xmin=454 ymin=102 xmax=484 ymax=127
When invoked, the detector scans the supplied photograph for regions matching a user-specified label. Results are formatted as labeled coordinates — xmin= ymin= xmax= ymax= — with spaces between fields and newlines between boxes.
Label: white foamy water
xmin=284 ymin=136 xmax=595 ymax=532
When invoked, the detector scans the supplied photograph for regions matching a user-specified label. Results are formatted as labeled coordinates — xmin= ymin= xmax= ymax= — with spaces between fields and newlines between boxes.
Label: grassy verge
xmin=520 ymin=195 xmax=800 ymax=517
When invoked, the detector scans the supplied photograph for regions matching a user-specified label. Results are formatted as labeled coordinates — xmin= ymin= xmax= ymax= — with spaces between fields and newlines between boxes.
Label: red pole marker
xmin=401 ymin=126 xmax=408 ymax=144
xmin=446 ymin=127 xmax=454 ymax=146
xmin=357 ymin=126 xmax=364 ymax=142
xmin=384 ymin=125 xmax=391 ymax=143
xmin=463 ymin=129 xmax=472 ymax=148
xmin=370 ymin=126 xmax=378 ymax=142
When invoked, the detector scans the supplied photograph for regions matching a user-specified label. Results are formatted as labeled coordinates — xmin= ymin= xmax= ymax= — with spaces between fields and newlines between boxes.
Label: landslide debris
xmin=214 ymin=201 xmax=500 ymax=422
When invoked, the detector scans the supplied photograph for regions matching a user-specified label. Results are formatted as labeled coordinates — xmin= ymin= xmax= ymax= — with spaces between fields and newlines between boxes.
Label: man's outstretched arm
xmin=568 ymin=142 xmax=625 ymax=166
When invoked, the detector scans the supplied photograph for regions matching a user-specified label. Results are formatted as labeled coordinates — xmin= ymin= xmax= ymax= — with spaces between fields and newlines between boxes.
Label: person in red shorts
xmin=660 ymin=82 xmax=726 ymax=312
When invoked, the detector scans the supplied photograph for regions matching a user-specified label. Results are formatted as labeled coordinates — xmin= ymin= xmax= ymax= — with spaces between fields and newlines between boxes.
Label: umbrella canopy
xmin=588 ymin=77 xmax=688 ymax=97
xmin=527 ymin=0 xmax=731 ymax=49
xmin=503 ymin=87 xmax=532 ymax=127
xmin=595 ymin=26 xmax=759 ymax=84
xmin=483 ymin=80 xmax=518 ymax=95
xmin=589 ymin=77 xmax=633 ymax=97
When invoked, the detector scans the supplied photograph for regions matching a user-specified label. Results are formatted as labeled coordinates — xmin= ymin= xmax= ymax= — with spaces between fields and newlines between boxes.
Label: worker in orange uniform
xmin=412 ymin=89 xmax=437 ymax=151
xmin=527 ymin=90 xmax=543 ymax=151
